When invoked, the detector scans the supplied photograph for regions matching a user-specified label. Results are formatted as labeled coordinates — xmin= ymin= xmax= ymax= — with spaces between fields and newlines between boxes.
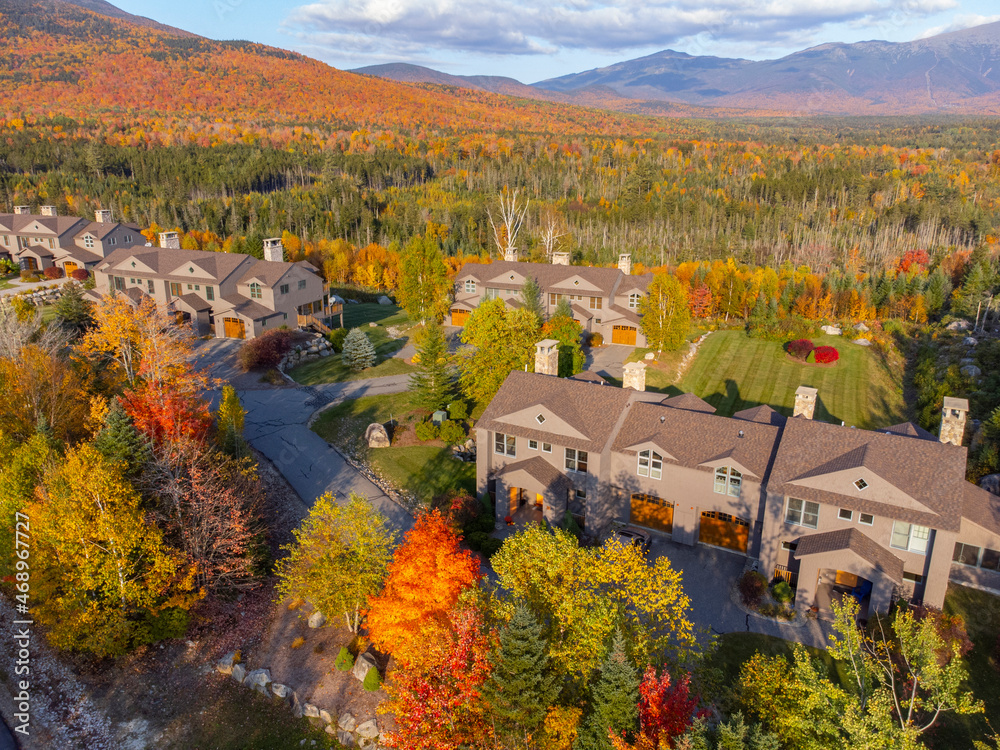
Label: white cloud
xmin=283 ymin=0 xmax=958 ymax=59
xmin=917 ymin=12 xmax=1000 ymax=38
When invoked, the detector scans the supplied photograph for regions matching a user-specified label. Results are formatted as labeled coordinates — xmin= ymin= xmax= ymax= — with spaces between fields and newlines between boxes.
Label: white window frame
xmin=542 ymin=443 xmax=552 ymax=453
xmin=637 ymin=449 xmax=662 ymax=480
xmin=859 ymin=513 xmax=874 ymax=526
xmin=464 ymin=279 xmax=476 ymax=294
xmin=838 ymin=508 xmax=853 ymax=521
xmin=784 ymin=497 xmax=819 ymax=529
xmin=714 ymin=466 xmax=742 ymax=497
xmin=628 ymin=292 xmax=641 ymax=309
xmin=565 ymin=448 xmax=588 ymax=473
xmin=528 ymin=440 xmax=538 ymax=450
xmin=890 ymin=521 xmax=930 ymax=554
xmin=494 ymin=432 xmax=515 ymax=457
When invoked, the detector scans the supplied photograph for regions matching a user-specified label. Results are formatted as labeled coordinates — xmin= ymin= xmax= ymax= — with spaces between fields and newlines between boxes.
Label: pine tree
xmin=343 ymin=328 xmax=376 ymax=371
xmin=483 ymin=605 xmax=560 ymax=747
xmin=53 ymin=282 xmax=92 ymax=337
xmin=409 ymin=321 xmax=454 ymax=410
xmin=577 ymin=631 xmax=640 ymax=750
xmin=92 ymin=400 xmax=151 ymax=478
xmin=520 ymin=275 xmax=545 ymax=324
xmin=554 ymin=297 xmax=574 ymax=320
xmin=216 ymin=384 xmax=248 ymax=457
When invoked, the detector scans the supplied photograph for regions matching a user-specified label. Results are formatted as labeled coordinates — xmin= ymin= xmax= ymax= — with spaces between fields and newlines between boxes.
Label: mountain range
xmin=354 ymin=21 xmax=1000 ymax=115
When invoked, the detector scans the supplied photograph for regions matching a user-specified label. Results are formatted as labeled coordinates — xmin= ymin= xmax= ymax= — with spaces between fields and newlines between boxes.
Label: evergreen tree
xmin=483 ymin=605 xmax=560 ymax=747
xmin=215 ymin=385 xmax=248 ymax=458
xmin=53 ymin=282 xmax=93 ymax=337
xmin=92 ymin=400 xmax=151 ymax=478
xmin=554 ymin=297 xmax=574 ymax=319
xmin=576 ymin=631 xmax=640 ymax=750
xmin=342 ymin=328 xmax=376 ymax=371
xmin=409 ymin=320 xmax=454 ymax=410
xmin=520 ymin=275 xmax=545 ymax=324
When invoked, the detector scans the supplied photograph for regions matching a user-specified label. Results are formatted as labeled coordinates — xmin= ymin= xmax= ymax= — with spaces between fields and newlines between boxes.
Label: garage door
xmin=612 ymin=325 xmax=637 ymax=345
xmin=223 ymin=317 xmax=246 ymax=339
xmin=630 ymin=493 xmax=673 ymax=534
xmin=698 ymin=510 xmax=750 ymax=553
xmin=450 ymin=308 xmax=470 ymax=326
xmin=64 ymin=261 xmax=79 ymax=276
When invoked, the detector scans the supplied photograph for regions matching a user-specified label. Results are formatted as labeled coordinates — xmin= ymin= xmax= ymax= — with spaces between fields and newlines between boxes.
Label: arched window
xmin=637 ymin=449 xmax=662 ymax=479
xmin=628 ymin=293 xmax=641 ymax=309
xmin=714 ymin=466 xmax=742 ymax=497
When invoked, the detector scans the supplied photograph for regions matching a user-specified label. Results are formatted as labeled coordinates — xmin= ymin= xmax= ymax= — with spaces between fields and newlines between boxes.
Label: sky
xmin=114 ymin=0 xmax=1000 ymax=82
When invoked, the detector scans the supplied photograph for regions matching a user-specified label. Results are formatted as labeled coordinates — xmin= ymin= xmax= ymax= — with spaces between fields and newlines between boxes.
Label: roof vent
xmin=659 ymin=415 xmax=665 ymax=423
xmin=738 ymin=430 xmax=744 ymax=438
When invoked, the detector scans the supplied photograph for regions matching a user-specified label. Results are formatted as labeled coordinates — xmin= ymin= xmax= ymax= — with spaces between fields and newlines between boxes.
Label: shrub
xmin=43 ymin=266 xmax=64 ymax=280
xmin=342 ymin=328 xmax=376 ymax=371
xmin=738 ymin=570 xmax=768 ymax=608
xmin=448 ymin=400 xmax=469 ymax=420
xmin=810 ymin=345 xmax=839 ymax=364
xmin=786 ymin=338 xmax=814 ymax=360
xmin=327 ymin=327 xmax=348 ymax=352
xmin=237 ymin=329 xmax=293 ymax=371
xmin=362 ymin=665 xmax=381 ymax=691
xmin=466 ymin=531 xmax=489 ymax=551
xmin=144 ymin=606 xmax=189 ymax=641
xmin=772 ymin=580 xmax=794 ymax=603
xmin=480 ymin=537 xmax=504 ymax=558
xmin=291 ymin=636 xmax=305 ymax=649
xmin=883 ymin=319 xmax=904 ymax=335
xmin=589 ymin=332 xmax=604 ymax=347
xmin=439 ymin=419 xmax=466 ymax=445
xmin=335 ymin=646 xmax=354 ymax=671
xmin=414 ymin=421 xmax=439 ymax=441
xmin=70 ymin=268 xmax=90 ymax=281
xmin=19 ymin=270 xmax=41 ymax=282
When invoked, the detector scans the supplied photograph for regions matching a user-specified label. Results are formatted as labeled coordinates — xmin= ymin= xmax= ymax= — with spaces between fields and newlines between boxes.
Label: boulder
xmin=291 ymin=692 xmax=303 ymax=718
xmin=365 ymin=423 xmax=391 ymax=449
xmin=320 ymin=349 xmax=332 ymax=357
xmin=643 ymin=352 xmax=655 ymax=360
xmin=853 ymin=322 xmax=870 ymax=332
xmin=338 ymin=712 xmax=357 ymax=732
xmin=947 ymin=320 xmax=971 ymax=331
xmin=852 ymin=338 xmax=871 ymax=346
xmin=352 ymin=652 xmax=377 ymax=683
xmin=964 ymin=337 xmax=979 ymax=347
xmin=369 ymin=321 xmax=378 ymax=327
xmin=304 ymin=703 xmax=321 ymax=719
xmin=980 ymin=474 xmax=1000 ymax=496
xmin=231 ymin=664 xmax=246 ymax=684
xmin=245 ymin=668 xmax=271 ymax=695
xmin=464 ymin=438 xmax=476 ymax=452
xmin=820 ymin=325 xmax=842 ymax=335
xmin=308 ymin=610 xmax=326 ymax=628
xmin=356 ymin=719 xmax=379 ymax=740
xmin=271 ymin=683 xmax=290 ymax=699
xmin=216 ymin=652 xmax=238 ymax=675
xmin=338 ymin=730 xmax=357 ymax=747
xmin=319 ymin=709 xmax=333 ymax=725
xmin=960 ymin=358 xmax=976 ymax=366
xmin=377 ymin=295 xmax=392 ymax=306
xmin=961 ymin=365 xmax=982 ymax=378
xmin=325 ymin=725 xmax=337 ymax=736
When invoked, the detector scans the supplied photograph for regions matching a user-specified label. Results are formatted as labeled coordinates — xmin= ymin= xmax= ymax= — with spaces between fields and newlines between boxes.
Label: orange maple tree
xmin=366 ymin=510 xmax=481 ymax=666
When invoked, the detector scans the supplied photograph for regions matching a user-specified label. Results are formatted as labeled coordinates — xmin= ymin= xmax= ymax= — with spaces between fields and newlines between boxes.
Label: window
xmin=785 ymin=497 xmax=819 ymax=529
xmin=542 ymin=443 xmax=552 ymax=453
xmin=903 ymin=571 xmax=924 ymax=584
xmin=838 ymin=508 xmax=854 ymax=521
xmin=280 ymin=284 xmax=289 ymax=295
xmin=108 ymin=237 xmax=117 ymax=246
xmin=249 ymin=282 xmax=262 ymax=299
xmin=854 ymin=478 xmax=869 ymax=491
xmin=575 ymin=489 xmax=587 ymax=500
xmin=494 ymin=432 xmax=515 ymax=457
xmin=781 ymin=541 xmax=798 ymax=552
xmin=535 ymin=414 xmax=546 ymax=424
xmin=206 ymin=286 xmax=214 ymax=301
xmin=628 ymin=293 xmax=641 ymax=309
xmin=464 ymin=280 xmax=476 ymax=294
xmin=169 ymin=282 xmax=181 ymax=297
xmin=589 ymin=296 xmax=603 ymax=310
xmin=714 ymin=466 xmax=742 ymax=497
xmin=48 ymin=238 xmax=54 ymax=248
xmin=1 ymin=236 xmax=7 ymax=246
xmin=187 ymin=283 xmax=193 ymax=290
xmin=298 ymin=279 xmax=307 ymax=290
xmin=859 ymin=513 xmax=874 ymax=526
xmin=528 ymin=440 xmax=538 ymax=450
xmin=147 ymin=280 xmax=154 ymax=293
xmin=565 ymin=448 xmax=588 ymax=473
xmin=985 ymin=549 xmax=1000 ymax=570
xmin=124 ymin=234 xmax=132 ymax=242
xmin=485 ymin=287 xmax=501 ymax=300
xmin=890 ymin=521 xmax=930 ymax=554
xmin=953 ymin=542 xmax=1000 ymax=570
xmin=637 ymin=449 xmax=662 ymax=480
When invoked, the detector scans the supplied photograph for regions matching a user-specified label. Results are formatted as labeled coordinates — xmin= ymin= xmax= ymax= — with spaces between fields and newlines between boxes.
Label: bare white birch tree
xmin=488 ymin=188 xmax=528 ymax=261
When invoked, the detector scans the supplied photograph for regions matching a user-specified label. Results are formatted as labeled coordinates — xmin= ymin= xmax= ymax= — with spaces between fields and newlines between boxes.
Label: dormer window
xmin=854 ymin=478 xmax=868 ymax=491
xmin=637 ymin=449 xmax=662 ymax=480
xmin=465 ymin=280 xmax=476 ymax=294
xmin=714 ymin=466 xmax=742 ymax=497
xmin=535 ymin=414 xmax=546 ymax=424
xmin=249 ymin=282 xmax=262 ymax=300
xmin=629 ymin=293 xmax=641 ymax=309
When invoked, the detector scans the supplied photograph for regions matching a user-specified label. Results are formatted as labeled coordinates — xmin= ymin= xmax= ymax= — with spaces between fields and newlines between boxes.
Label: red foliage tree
xmin=237 ymin=329 xmax=293 ymax=371
xmin=896 ymin=249 xmax=930 ymax=274
xmin=811 ymin=345 xmax=839 ymax=364
xmin=43 ymin=265 xmax=64 ymax=279
xmin=122 ymin=378 xmax=212 ymax=448
xmin=687 ymin=285 xmax=713 ymax=319
xmin=381 ymin=608 xmax=491 ymax=750
xmin=786 ymin=339 xmax=814 ymax=360
xmin=70 ymin=268 xmax=90 ymax=281
xmin=635 ymin=666 xmax=703 ymax=748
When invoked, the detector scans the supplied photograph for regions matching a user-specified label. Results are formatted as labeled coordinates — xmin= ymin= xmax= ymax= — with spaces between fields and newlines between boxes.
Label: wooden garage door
xmin=612 ymin=325 xmax=637 ymax=345
xmin=223 ymin=317 xmax=246 ymax=339
xmin=64 ymin=261 xmax=79 ymax=276
xmin=451 ymin=308 xmax=469 ymax=326
xmin=698 ymin=510 xmax=750 ymax=553
xmin=630 ymin=493 xmax=674 ymax=533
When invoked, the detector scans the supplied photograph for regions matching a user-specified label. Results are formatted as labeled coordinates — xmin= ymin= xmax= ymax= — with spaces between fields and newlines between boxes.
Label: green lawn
xmin=707 ymin=632 xmax=852 ymax=690
xmin=0 ymin=273 xmax=17 ymax=291
xmin=289 ymin=324 xmax=415 ymax=385
xmin=678 ymin=331 xmax=907 ymax=429
xmin=342 ymin=302 xmax=410 ymax=329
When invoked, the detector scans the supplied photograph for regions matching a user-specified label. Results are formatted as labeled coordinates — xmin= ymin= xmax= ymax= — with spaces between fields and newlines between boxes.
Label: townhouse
xmin=476 ymin=347 xmax=1000 ymax=615
xmin=0 ymin=206 xmax=143 ymax=274
xmin=451 ymin=253 xmax=653 ymax=346
xmin=94 ymin=235 xmax=337 ymax=339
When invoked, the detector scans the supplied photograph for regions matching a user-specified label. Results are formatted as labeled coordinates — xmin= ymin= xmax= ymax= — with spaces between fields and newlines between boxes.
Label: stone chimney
xmin=534 ymin=339 xmax=560 ymax=376
xmin=158 ymin=231 xmax=180 ymax=249
xmin=551 ymin=252 xmax=570 ymax=266
xmin=263 ymin=237 xmax=285 ymax=263
xmin=793 ymin=386 xmax=818 ymax=419
xmin=618 ymin=253 xmax=632 ymax=275
xmin=40 ymin=205 xmax=57 ymax=217
xmin=13 ymin=206 xmax=30 ymax=215
xmin=623 ymin=361 xmax=646 ymax=391
xmin=940 ymin=397 xmax=969 ymax=446
xmin=95 ymin=209 xmax=113 ymax=223
xmin=503 ymin=248 xmax=519 ymax=262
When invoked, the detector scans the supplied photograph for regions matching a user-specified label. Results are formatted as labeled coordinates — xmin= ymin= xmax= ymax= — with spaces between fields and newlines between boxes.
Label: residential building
xmin=0 ymin=206 xmax=143 ymax=274
xmin=476 ymin=349 xmax=1000 ymax=615
xmin=93 ymin=237 xmax=338 ymax=339
xmin=451 ymin=254 xmax=653 ymax=345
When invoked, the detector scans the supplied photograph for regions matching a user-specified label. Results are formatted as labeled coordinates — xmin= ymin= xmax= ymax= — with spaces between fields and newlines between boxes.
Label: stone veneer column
xmin=622 ymin=361 xmax=646 ymax=391
xmin=939 ymin=397 xmax=969 ymax=446
xmin=793 ymin=385 xmax=818 ymax=419
xmin=534 ymin=339 xmax=560 ymax=376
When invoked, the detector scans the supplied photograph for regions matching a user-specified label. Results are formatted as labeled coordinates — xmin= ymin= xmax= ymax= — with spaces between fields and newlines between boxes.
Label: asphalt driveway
xmin=585 ymin=344 xmax=635 ymax=381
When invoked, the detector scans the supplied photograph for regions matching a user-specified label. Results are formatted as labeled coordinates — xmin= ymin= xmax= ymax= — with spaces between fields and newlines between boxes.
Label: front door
xmin=698 ymin=510 xmax=750 ymax=553
xmin=612 ymin=325 xmax=637 ymax=345
xmin=508 ymin=487 xmax=525 ymax=515
xmin=223 ymin=317 xmax=246 ymax=339
xmin=23 ymin=257 xmax=38 ymax=272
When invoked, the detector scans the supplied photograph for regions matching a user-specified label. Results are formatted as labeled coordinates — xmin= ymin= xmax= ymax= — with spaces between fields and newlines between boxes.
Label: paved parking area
xmin=585 ymin=344 xmax=635 ymax=380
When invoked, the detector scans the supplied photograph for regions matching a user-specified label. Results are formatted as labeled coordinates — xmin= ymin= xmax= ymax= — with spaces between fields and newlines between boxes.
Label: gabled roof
xmin=569 ymin=370 xmax=608 ymax=385
xmin=238 ymin=259 xmax=297 ymax=287
xmin=962 ymin=483 xmax=1000 ymax=536
xmin=661 ymin=393 xmax=716 ymax=414
xmin=496 ymin=457 xmax=572 ymax=496
xmin=73 ymin=220 xmax=139 ymax=241
xmin=0 ymin=214 xmax=88 ymax=236
xmin=605 ymin=303 xmax=641 ymax=325
xmin=456 ymin=260 xmax=644 ymax=297
xmin=219 ymin=295 xmax=276 ymax=321
xmin=883 ymin=422 xmax=938 ymax=441
xmin=734 ymin=404 xmax=787 ymax=427
xmin=97 ymin=246 xmax=252 ymax=284
xmin=767 ymin=417 xmax=967 ymax=531
xmin=172 ymin=293 xmax=212 ymax=313
xmin=794 ymin=527 xmax=904 ymax=582
xmin=478 ymin=370 xmax=634 ymax=453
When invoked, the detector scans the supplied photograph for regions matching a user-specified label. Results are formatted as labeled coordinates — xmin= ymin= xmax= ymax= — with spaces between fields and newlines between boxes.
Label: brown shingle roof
xmin=767 ymin=417 xmax=967 ymax=531
xmin=570 ymin=370 xmax=608 ymax=385
xmin=457 ymin=260 xmax=646 ymax=297
xmin=734 ymin=404 xmax=787 ymax=427
xmin=237 ymin=259 xmax=297 ymax=286
xmin=661 ymin=393 xmax=717 ymax=414
xmin=962 ymin=483 xmax=1000 ymax=535
xmin=612 ymin=401 xmax=781 ymax=479
xmin=220 ymin=294 xmax=275 ymax=321
xmin=97 ymin=246 xmax=252 ymax=284
xmin=605 ymin=303 xmax=641 ymax=325
xmin=794 ymin=527 xmax=905 ymax=582
xmin=478 ymin=370 xmax=634 ymax=454
xmin=496 ymin=457 xmax=572 ymax=495
xmin=884 ymin=422 xmax=938 ymax=441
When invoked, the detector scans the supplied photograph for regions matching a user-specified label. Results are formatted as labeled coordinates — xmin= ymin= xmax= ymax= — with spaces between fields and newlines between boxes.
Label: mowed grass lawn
xmin=311 ymin=391 xmax=475 ymax=505
xmin=679 ymin=331 xmax=906 ymax=429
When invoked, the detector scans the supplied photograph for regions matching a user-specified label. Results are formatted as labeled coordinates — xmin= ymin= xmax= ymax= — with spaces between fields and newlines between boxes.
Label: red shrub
xmin=811 ymin=346 xmax=839 ymax=364
xmin=70 ymin=268 xmax=90 ymax=281
xmin=237 ymin=329 xmax=293 ymax=371
xmin=43 ymin=266 xmax=64 ymax=280
xmin=786 ymin=339 xmax=814 ymax=360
